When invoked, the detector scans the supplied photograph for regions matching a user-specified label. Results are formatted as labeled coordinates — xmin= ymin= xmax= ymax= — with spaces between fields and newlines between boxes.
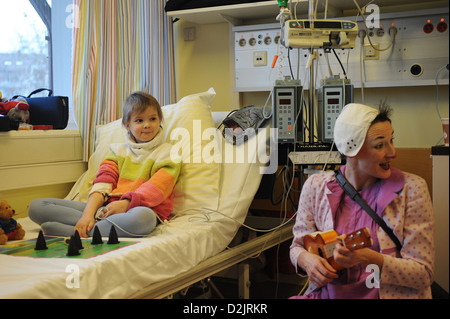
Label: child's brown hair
xmin=122 ymin=92 xmax=163 ymax=127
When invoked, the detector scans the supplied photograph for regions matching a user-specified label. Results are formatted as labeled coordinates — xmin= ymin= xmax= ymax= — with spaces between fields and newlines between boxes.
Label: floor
xmin=209 ymin=275 xmax=304 ymax=299
xmin=177 ymin=263 xmax=306 ymax=300
xmin=173 ymin=227 xmax=305 ymax=300
xmin=177 ymin=265 xmax=450 ymax=300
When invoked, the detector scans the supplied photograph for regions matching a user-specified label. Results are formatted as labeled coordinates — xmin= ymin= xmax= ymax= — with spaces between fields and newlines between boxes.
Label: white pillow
xmin=66 ymin=88 xmax=220 ymax=217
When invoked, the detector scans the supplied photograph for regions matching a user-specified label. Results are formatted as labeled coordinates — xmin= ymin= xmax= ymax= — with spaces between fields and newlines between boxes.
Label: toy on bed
xmin=0 ymin=200 xmax=25 ymax=245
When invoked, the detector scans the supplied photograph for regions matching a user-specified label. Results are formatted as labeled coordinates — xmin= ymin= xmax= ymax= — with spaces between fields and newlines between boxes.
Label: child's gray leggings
xmin=28 ymin=198 xmax=158 ymax=238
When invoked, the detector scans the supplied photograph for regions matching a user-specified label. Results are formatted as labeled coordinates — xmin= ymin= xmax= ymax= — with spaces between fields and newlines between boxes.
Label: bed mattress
xmin=0 ymin=211 xmax=236 ymax=298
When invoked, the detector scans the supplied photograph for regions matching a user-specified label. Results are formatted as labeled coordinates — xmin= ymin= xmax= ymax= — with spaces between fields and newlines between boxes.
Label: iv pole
xmin=277 ymin=0 xmax=320 ymax=145
xmin=309 ymin=50 xmax=316 ymax=144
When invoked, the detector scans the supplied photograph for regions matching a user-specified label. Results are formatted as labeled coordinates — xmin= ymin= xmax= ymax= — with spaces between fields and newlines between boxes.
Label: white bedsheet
xmin=0 ymin=212 xmax=233 ymax=299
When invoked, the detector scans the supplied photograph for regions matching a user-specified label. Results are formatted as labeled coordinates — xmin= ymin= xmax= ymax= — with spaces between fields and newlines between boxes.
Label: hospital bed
xmin=0 ymin=89 xmax=293 ymax=299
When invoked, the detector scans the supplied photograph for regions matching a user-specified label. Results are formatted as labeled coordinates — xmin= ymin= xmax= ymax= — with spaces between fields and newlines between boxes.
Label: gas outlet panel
xmin=234 ymin=8 xmax=449 ymax=91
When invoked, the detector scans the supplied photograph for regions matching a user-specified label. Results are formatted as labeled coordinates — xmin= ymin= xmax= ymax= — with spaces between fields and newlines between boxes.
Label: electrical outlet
xmin=253 ymin=51 xmax=268 ymax=66
xmin=364 ymin=43 xmax=380 ymax=60
xmin=184 ymin=27 xmax=196 ymax=41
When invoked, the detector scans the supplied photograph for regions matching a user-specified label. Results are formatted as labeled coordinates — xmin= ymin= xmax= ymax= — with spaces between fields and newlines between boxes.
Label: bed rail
xmin=128 ymin=221 xmax=294 ymax=299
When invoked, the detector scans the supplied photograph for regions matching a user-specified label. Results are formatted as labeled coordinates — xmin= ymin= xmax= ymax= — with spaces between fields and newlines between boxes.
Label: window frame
xmin=29 ymin=0 xmax=53 ymax=92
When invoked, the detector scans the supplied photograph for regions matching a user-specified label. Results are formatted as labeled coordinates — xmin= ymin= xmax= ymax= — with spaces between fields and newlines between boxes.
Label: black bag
xmin=12 ymin=88 xmax=69 ymax=130
xmin=0 ymin=116 xmax=20 ymax=132
xmin=219 ymin=105 xmax=270 ymax=145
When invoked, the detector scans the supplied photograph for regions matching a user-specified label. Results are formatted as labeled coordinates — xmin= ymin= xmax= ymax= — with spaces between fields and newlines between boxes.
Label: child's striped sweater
xmin=89 ymin=129 xmax=181 ymax=221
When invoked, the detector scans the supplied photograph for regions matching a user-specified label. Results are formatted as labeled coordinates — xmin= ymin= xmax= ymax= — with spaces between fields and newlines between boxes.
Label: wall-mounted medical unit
xmin=234 ymin=7 xmax=449 ymax=92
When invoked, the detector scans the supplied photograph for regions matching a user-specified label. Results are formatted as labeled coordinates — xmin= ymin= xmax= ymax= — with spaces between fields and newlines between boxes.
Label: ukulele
xmin=303 ymin=228 xmax=373 ymax=271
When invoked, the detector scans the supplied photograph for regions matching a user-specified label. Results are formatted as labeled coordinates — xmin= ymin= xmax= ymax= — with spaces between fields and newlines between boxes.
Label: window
xmin=0 ymin=0 xmax=52 ymax=100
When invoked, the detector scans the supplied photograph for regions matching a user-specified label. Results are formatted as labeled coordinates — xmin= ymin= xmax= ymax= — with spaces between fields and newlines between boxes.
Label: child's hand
xmin=75 ymin=214 xmax=95 ymax=238
xmin=105 ymin=200 xmax=130 ymax=216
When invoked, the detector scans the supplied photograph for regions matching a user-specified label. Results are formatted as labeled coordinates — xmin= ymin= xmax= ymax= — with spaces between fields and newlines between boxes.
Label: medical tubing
xmin=353 ymin=0 xmax=397 ymax=52
xmin=200 ymin=207 xmax=297 ymax=234
xmin=435 ymin=64 xmax=449 ymax=120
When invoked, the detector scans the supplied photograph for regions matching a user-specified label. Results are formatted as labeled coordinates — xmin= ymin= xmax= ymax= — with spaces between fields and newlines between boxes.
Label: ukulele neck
xmin=320 ymin=229 xmax=368 ymax=259
xmin=322 ymin=239 xmax=344 ymax=259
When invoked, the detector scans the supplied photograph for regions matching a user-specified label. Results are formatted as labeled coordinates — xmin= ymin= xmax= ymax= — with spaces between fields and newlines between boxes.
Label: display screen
xmin=279 ymin=99 xmax=292 ymax=105
xmin=303 ymin=21 xmax=342 ymax=29
xmin=328 ymin=99 xmax=339 ymax=104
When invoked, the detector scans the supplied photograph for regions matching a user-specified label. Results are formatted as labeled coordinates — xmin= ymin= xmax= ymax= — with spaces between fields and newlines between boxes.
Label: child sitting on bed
xmin=29 ymin=92 xmax=181 ymax=238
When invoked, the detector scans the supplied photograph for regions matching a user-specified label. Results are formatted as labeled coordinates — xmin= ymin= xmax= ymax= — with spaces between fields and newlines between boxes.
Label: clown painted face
xmin=351 ymin=121 xmax=397 ymax=185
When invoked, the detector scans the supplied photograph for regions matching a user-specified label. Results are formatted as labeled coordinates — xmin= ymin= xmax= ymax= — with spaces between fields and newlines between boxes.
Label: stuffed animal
xmin=0 ymin=200 xmax=25 ymax=245
xmin=0 ymin=99 xmax=30 ymax=123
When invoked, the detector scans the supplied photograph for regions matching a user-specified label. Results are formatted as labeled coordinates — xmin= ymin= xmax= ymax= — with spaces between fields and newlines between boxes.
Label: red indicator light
xmin=424 ymin=22 xmax=434 ymax=34
xmin=437 ymin=21 xmax=448 ymax=32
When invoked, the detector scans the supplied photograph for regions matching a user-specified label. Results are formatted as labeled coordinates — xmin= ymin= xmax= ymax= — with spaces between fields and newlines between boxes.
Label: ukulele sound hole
xmin=318 ymin=248 xmax=324 ymax=258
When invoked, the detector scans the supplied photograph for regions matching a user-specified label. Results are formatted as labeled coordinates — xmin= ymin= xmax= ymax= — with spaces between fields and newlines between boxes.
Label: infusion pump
xmin=283 ymin=19 xmax=358 ymax=51
xmin=318 ymin=76 xmax=354 ymax=143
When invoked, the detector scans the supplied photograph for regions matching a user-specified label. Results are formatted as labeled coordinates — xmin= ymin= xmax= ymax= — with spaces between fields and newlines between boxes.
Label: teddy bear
xmin=0 ymin=200 xmax=25 ymax=245
xmin=0 ymin=99 xmax=30 ymax=123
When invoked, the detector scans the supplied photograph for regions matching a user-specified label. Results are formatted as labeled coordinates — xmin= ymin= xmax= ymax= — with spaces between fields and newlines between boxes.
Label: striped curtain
xmin=72 ymin=0 xmax=175 ymax=161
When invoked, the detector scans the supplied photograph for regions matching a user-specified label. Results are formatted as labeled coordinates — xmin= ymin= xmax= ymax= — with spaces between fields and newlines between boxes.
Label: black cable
xmin=302 ymin=97 xmax=308 ymax=139
xmin=287 ymin=48 xmax=295 ymax=80
xmin=270 ymin=164 xmax=299 ymax=213
xmin=271 ymin=166 xmax=288 ymax=206
xmin=332 ymin=49 xmax=347 ymax=79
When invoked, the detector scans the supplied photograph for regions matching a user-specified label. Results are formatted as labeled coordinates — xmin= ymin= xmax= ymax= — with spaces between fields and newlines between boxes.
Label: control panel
xmin=318 ymin=77 xmax=354 ymax=143
xmin=273 ymin=81 xmax=303 ymax=143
